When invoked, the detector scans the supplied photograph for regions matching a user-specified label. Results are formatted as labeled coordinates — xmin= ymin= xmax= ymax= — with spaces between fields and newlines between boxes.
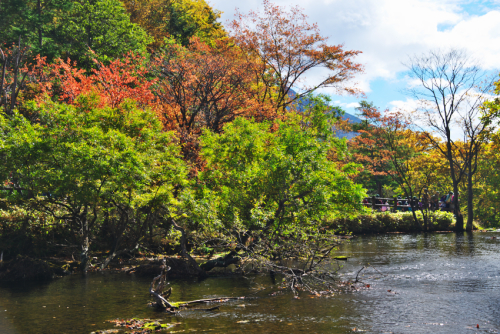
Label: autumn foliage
xmin=35 ymin=53 xmax=156 ymax=109
xmin=230 ymin=0 xmax=363 ymax=111
xmin=152 ymin=37 xmax=275 ymax=166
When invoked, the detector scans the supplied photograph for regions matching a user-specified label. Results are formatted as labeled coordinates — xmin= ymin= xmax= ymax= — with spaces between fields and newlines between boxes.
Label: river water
xmin=1 ymin=232 xmax=500 ymax=333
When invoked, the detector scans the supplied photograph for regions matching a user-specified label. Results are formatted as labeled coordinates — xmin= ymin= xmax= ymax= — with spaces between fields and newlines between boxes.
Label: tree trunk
xmin=37 ymin=0 xmax=43 ymax=48
xmin=422 ymin=211 xmax=428 ymax=231
xmin=409 ymin=202 xmax=421 ymax=230
xmin=80 ymin=230 xmax=89 ymax=273
xmin=172 ymin=220 xmax=207 ymax=278
xmin=421 ymin=189 xmax=430 ymax=231
xmin=79 ymin=208 xmax=90 ymax=274
xmin=453 ymin=183 xmax=464 ymax=232
xmin=466 ymin=172 xmax=474 ymax=231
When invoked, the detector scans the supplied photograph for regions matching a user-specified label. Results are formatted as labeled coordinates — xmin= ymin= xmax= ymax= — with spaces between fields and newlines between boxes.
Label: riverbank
xmin=0 ymin=255 xmax=206 ymax=282
xmin=328 ymin=211 xmax=456 ymax=234
xmin=0 ymin=211 xmax=461 ymax=282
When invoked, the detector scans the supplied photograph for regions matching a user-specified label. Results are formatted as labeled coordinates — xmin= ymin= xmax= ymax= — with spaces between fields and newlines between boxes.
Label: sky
xmin=209 ymin=0 xmax=500 ymax=118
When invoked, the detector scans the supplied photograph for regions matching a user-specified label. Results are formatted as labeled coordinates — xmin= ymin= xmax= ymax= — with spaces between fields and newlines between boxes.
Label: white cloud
xmin=389 ymin=98 xmax=421 ymax=112
xmin=209 ymin=0 xmax=500 ymax=95
xmin=344 ymin=102 xmax=361 ymax=109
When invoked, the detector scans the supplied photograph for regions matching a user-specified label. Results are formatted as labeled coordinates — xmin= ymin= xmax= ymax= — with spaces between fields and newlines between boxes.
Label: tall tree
xmin=404 ymin=49 xmax=495 ymax=232
xmin=0 ymin=0 xmax=151 ymax=65
xmin=347 ymin=101 xmax=394 ymax=196
xmin=347 ymin=102 xmax=437 ymax=229
xmin=153 ymin=37 xmax=271 ymax=168
xmin=193 ymin=109 xmax=364 ymax=274
xmin=61 ymin=0 xmax=152 ymax=67
xmin=229 ymin=0 xmax=363 ymax=112
xmin=477 ymin=75 xmax=500 ymax=226
xmin=122 ymin=0 xmax=225 ymax=49
xmin=0 ymin=41 xmax=30 ymax=115
xmin=0 ymin=0 xmax=73 ymax=60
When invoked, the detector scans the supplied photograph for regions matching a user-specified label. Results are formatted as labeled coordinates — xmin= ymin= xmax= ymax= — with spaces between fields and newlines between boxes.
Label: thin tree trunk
xmin=79 ymin=207 xmax=90 ymax=274
xmin=0 ymin=48 xmax=6 ymax=108
xmin=80 ymin=224 xmax=90 ymax=273
xmin=454 ymin=183 xmax=464 ymax=232
xmin=466 ymin=171 xmax=474 ymax=231
xmin=172 ymin=220 xmax=207 ymax=278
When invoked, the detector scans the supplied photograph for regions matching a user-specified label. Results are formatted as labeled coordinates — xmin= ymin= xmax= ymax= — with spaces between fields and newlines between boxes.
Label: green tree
xmin=0 ymin=0 xmax=73 ymax=60
xmin=0 ymin=0 xmax=151 ymax=65
xmin=61 ymin=0 xmax=152 ymax=67
xmin=190 ymin=106 xmax=365 ymax=274
xmin=0 ymin=95 xmax=186 ymax=272
xmin=122 ymin=0 xmax=225 ymax=48
xmin=165 ymin=0 xmax=224 ymax=46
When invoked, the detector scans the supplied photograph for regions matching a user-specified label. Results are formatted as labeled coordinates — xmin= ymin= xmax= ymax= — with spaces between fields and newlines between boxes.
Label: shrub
xmin=328 ymin=211 xmax=455 ymax=234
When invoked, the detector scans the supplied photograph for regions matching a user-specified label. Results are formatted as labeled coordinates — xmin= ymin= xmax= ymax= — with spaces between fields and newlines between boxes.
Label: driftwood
xmin=149 ymin=258 xmax=245 ymax=313
xmin=149 ymin=259 xmax=174 ymax=309
xmin=176 ymin=297 xmax=245 ymax=307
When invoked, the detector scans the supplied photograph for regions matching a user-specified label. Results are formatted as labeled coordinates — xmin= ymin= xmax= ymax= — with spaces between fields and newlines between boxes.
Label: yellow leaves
xmin=123 ymin=0 xmax=225 ymax=49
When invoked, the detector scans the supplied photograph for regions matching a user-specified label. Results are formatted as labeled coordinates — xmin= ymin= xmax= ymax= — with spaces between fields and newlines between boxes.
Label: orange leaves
xmin=33 ymin=53 xmax=156 ymax=110
xmin=151 ymin=37 xmax=276 ymax=170
xmin=153 ymin=37 xmax=273 ymax=134
xmin=229 ymin=0 xmax=363 ymax=111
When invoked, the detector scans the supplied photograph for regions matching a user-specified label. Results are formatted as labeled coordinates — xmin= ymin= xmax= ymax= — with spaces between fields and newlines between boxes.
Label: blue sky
xmin=210 ymin=0 xmax=500 ymax=118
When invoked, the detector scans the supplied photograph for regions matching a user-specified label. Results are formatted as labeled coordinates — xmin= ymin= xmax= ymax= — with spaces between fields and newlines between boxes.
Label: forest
xmin=0 ymin=0 xmax=499 ymax=281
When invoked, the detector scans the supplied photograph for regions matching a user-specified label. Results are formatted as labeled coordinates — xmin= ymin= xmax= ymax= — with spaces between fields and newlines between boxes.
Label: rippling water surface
xmin=1 ymin=232 xmax=500 ymax=333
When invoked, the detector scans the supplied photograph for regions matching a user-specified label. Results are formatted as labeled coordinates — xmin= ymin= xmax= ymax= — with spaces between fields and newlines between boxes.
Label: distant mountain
xmin=288 ymin=89 xmax=361 ymax=139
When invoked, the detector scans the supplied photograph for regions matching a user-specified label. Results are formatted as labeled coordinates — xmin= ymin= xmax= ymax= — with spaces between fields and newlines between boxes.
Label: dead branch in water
xmin=354 ymin=266 xmax=365 ymax=283
xmin=176 ymin=296 xmax=245 ymax=307
xmin=149 ymin=258 xmax=174 ymax=309
xmin=149 ymin=258 xmax=245 ymax=312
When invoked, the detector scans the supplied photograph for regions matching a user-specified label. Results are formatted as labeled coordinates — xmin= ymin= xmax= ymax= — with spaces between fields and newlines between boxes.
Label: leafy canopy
xmin=192 ymin=107 xmax=365 ymax=257
xmin=0 ymin=95 xmax=187 ymax=264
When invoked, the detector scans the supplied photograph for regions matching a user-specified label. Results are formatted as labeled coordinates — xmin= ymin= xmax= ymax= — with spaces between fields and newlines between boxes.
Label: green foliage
xmin=193 ymin=109 xmax=365 ymax=256
xmin=166 ymin=0 xmax=225 ymax=46
xmin=0 ymin=0 xmax=73 ymax=60
xmin=62 ymin=0 xmax=152 ymax=66
xmin=0 ymin=95 xmax=186 ymax=263
xmin=0 ymin=205 xmax=61 ymax=258
xmin=121 ymin=0 xmax=225 ymax=49
xmin=0 ymin=0 xmax=151 ymax=64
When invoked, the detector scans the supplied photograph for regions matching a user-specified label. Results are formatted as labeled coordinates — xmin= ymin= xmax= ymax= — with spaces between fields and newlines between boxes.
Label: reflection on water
xmin=1 ymin=232 xmax=500 ymax=333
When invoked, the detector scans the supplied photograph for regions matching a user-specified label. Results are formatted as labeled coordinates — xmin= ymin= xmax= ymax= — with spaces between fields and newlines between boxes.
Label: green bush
xmin=329 ymin=211 xmax=455 ymax=234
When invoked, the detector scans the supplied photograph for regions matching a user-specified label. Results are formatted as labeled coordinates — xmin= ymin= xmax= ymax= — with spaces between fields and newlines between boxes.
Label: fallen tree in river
xmin=149 ymin=258 xmax=245 ymax=313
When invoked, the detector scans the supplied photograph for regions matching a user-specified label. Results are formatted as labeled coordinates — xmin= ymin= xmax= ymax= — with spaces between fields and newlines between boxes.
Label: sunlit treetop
xmin=122 ymin=0 xmax=226 ymax=49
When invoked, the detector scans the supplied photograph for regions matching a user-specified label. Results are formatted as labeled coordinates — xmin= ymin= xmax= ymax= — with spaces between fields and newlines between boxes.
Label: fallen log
xmin=149 ymin=259 xmax=245 ymax=312
xmin=175 ymin=297 xmax=245 ymax=307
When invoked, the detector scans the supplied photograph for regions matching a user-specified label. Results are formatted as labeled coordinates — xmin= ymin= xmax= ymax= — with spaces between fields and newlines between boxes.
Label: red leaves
xmin=154 ymin=37 xmax=270 ymax=134
xmin=152 ymin=37 xmax=274 ymax=170
xmin=33 ymin=53 xmax=156 ymax=110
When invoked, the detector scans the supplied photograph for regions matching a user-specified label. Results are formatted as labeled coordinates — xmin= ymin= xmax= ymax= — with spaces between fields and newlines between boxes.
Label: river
xmin=1 ymin=232 xmax=499 ymax=333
